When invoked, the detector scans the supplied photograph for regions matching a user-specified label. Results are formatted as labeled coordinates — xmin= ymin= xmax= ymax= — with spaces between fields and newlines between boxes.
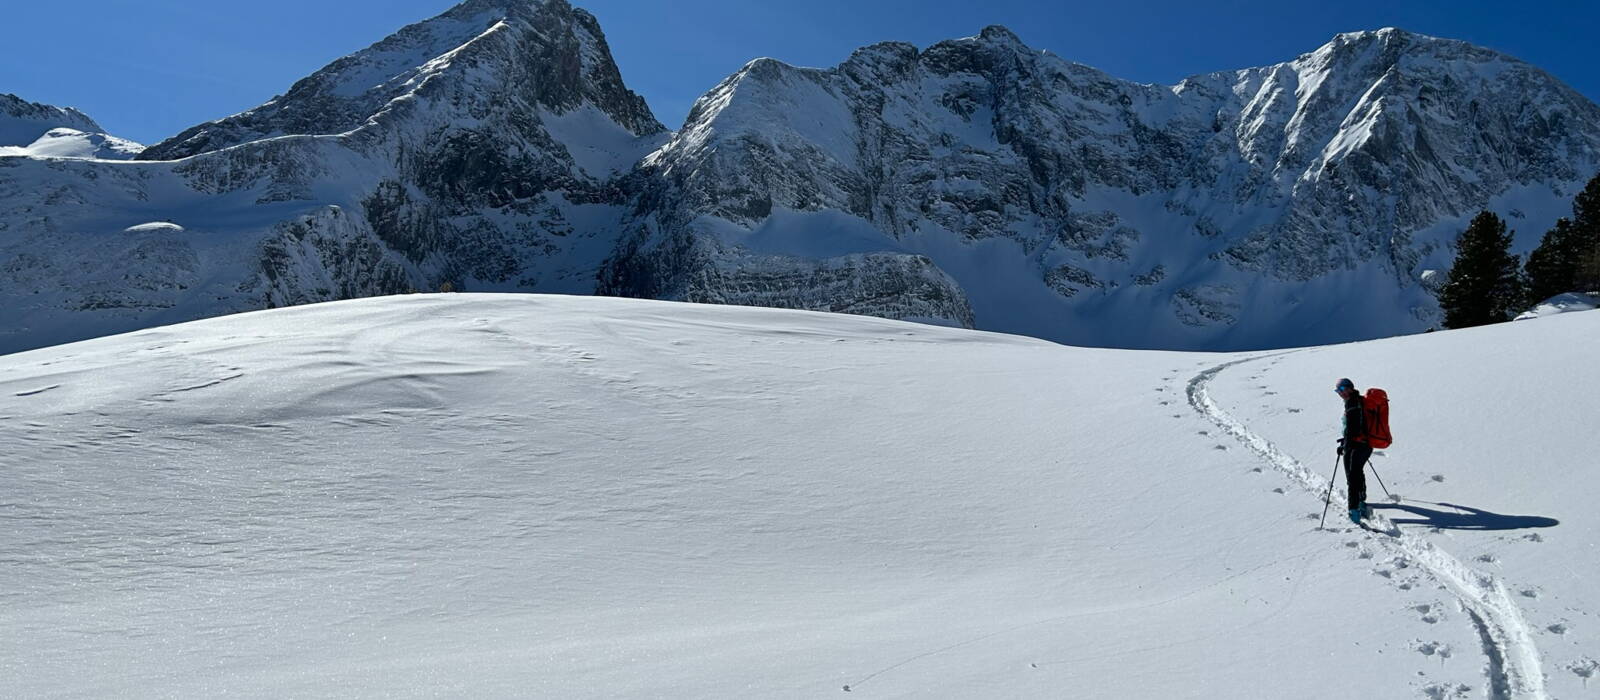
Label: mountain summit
xmin=140 ymin=0 xmax=661 ymax=161
xmin=1 ymin=0 xmax=667 ymax=352
xmin=2 ymin=8 xmax=1598 ymax=353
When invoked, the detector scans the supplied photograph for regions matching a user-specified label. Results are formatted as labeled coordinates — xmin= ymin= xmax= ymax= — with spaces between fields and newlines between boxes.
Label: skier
xmin=1335 ymin=378 xmax=1372 ymax=524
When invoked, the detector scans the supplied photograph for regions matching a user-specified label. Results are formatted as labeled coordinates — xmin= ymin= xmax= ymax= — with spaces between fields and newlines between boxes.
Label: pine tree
xmin=1438 ymin=211 xmax=1525 ymax=328
xmin=1571 ymin=172 xmax=1600 ymax=292
xmin=1524 ymin=217 xmax=1578 ymax=302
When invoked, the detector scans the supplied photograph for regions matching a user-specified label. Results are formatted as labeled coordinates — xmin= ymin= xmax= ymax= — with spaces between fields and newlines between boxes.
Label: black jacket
xmin=1343 ymin=392 xmax=1366 ymax=443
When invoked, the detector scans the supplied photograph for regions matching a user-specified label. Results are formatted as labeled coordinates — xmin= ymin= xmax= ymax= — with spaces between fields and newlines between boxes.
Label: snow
xmin=324 ymin=11 xmax=502 ymax=98
xmin=539 ymin=104 xmax=669 ymax=179
xmin=122 ymin=222 xmax=187 ymax=234
xmin=0 ymin=97 xmax=102 ymax=148
xmin=1514 ymin=292 xmax=1599 ymax=320
xmin=732 ymin=208 xmax=906 ymax=258
xmin=3 ymin=293 xmax=1594 ymax=697
xmin=0 ymin=127 xmax=143 ymax=160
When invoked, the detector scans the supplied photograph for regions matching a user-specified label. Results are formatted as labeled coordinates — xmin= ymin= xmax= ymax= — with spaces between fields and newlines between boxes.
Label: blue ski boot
xmin=1348 ymin=509 xmax=1362 ymax=524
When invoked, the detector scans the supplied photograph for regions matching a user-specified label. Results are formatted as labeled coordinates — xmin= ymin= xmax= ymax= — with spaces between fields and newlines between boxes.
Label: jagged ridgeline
xmin=3 ymin=0 xmax=1599 ymax=353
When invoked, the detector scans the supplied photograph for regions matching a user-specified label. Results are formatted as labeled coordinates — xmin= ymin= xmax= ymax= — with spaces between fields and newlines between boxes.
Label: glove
xmin=1336 ymin=437 xmax=1345 ymax=456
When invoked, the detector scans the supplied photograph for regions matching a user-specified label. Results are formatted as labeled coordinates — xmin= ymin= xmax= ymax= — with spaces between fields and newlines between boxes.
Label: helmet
xmin=1335 ymin=378 xmax=1356 ymax=394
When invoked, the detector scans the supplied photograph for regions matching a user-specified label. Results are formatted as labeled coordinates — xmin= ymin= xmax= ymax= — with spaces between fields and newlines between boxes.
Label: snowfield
xmin=1 ymin=294 xmax=1594 ymax=698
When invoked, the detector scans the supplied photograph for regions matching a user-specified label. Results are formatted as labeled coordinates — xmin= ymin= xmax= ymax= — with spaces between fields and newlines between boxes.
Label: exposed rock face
xmin=2 ymin=0 xmax=667 ymax=353
xmin=3 ymin=4 xmax=1599 ymax=354
xmin=609 ymin=25 xmax=1600 ymax=348
xmin=140 ymin=0 xmax=660 ymax=161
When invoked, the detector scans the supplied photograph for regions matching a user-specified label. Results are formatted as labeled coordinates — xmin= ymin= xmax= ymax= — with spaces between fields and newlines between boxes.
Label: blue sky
xmin=4 ymin=0 xmax=1597 ymax=144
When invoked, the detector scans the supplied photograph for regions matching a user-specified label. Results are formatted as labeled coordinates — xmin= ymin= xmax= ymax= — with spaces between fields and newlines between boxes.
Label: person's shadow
xmin=1372 ymin=500 xmax=1559 ymax=531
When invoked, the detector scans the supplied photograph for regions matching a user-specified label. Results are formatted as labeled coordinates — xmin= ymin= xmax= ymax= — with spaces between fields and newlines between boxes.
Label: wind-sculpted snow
xmin=3 ymin=295 xmax=1595 ymax=696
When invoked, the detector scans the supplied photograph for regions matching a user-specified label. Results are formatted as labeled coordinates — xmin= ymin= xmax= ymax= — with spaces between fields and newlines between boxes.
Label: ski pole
xmin=1319 ymin=452 xmax=1340 ymax=530
xmin=1367 ymin=461 xmax=1395 ymax=501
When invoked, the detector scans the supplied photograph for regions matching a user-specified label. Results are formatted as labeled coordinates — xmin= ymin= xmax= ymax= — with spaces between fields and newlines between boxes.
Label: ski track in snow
xmin=1187 ymin=354 xmax=1549 ymax=700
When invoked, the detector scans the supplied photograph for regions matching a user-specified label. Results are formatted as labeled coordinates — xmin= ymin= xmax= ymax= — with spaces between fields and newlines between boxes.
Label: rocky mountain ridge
xmin=3 ymin=1 xmax=1598 ymax=353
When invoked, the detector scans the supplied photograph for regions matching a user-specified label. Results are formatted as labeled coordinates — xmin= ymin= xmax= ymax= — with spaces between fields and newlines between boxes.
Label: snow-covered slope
xmin=614 ymin=27 xmax=1600 ymax=350
xmin=0 ymin=95 xmax=141 ymax=159
xmin=0 ymin=93 xmax=103 ymax=146
xmin=0 ymin=128 xmax=143 ymax=160
xmin=1514 ymin=291 xmax=1599 ymax=320
xmin=1 ymin=294 xmax=1593 ymax=697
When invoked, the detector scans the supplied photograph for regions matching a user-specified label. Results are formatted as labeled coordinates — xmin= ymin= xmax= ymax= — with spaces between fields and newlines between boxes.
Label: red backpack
xmin=1363 ymin=389 xmax=1393 ymax=449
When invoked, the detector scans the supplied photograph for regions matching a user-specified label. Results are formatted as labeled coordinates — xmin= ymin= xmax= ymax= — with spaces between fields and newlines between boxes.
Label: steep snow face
xmin=616 ymin=26 xmax=1600 ymax=350
xmin=1 ymin=294 xmax=1594 ymax=697
xmin=0 ymin=0 xmax=667 ymax=355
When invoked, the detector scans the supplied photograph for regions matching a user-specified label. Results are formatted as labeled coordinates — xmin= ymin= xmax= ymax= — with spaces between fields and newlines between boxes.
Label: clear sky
xmin=4 ymin=0 xmax=1597 ymax=145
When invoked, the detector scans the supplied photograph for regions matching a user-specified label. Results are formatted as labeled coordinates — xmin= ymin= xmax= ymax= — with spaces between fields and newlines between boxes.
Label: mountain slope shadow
xmin=1373 ymin=501 xmax=1559 ymax=531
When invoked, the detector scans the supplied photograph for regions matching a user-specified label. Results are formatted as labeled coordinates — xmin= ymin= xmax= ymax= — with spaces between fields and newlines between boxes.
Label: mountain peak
xmin=976 ymin=25 xmax=1024 ymax=46
xmin=139 ymin=0 xmax=660 ymax=160
xmin=1 ymin=93 xmax=104 ymax=147
xmin=1306 ymin=25 xmax=1510 ymax=66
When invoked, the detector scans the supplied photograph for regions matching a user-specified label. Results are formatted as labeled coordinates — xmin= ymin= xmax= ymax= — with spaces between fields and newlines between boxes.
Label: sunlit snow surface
xmin=1 ymin=294 xmax=1594 ymax=698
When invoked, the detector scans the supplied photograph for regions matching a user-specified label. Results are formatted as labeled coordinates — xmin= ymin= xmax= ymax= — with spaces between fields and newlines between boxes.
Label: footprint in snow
xmin=1546 ymin=622 xmax=1568 ymax=635
xmin=1288 ymin=408 xmax=1302 ymax=413
xmin=1522 ymin=533 xmax=1544 ymax=543
xmin=1414 ymin=603 xmax=1444 ymax=624
xmin=1420 ymin=682 xmax=1472 ymax=700
xmin=1520 ymin=588 xmax=1541 ymax=599
xmin=1271 ymin=487 xmax=1284 ymax=494
xmin=1213 ymin=444 xmax=1228 ymax=450
xmin=1568 ymin=658 xmax=1598 ymax=683
xmin=1474 ymin=553 xmax=1497 ymax=564
xmin=1414 ymin=641 xmax=1453 ymax=663
xmin=1431 ymin=474 xmax=1446 ymax=483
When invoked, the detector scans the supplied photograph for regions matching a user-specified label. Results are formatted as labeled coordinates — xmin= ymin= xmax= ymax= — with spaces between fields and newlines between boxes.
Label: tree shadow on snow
xmin=1372 ymin=501 xmax=1559 ymax=532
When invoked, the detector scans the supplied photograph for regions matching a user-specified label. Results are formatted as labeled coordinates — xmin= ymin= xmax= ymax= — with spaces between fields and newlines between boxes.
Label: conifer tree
xmin=1571 ymin=172 xmax=1600 ymax=292
xmin=1438 ymin=211 xmax=1525 ymax=328
xmin=1524 ymin=217 xmax=1578 ymax=302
